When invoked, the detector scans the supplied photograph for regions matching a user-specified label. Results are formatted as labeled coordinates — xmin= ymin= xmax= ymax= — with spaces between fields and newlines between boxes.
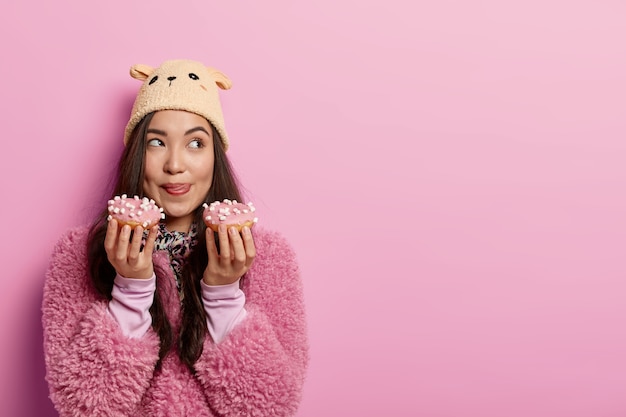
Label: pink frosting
xmin=202 ymin=199 xmax=258 ymax=228
xmin=107 ymin=195 xmax=164 ymax=228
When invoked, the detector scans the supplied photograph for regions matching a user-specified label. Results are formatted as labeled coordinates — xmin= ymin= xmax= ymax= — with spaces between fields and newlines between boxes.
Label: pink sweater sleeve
xmin=108 ymin=274 xmax=156 ymax=338
xmin=43 ymin=228 xmax=161 ymax=416
xmin=201 ymin=279 xmax=247 ymax=344
xmin=193 ymin=229 xmax=309 ymax=416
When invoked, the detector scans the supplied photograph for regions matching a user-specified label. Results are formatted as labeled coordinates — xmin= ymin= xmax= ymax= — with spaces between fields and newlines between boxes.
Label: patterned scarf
xmin=154 ymin=222 xmax=198 ymax=291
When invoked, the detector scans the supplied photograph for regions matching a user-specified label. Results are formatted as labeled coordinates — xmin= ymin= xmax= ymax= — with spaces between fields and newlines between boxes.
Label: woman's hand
xmin=203 ymin=225 xmax=256 ymax=286
xmin=104 ymin=219 xmax=158 ymax=279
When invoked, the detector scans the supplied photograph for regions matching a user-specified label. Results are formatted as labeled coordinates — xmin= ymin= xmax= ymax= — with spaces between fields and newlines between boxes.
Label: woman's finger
xmin=217 ymin=224 xmax=231 ymax=264
xmin=205 ymin=227 xmax=219 ymax=263
xmin=143 ymin=225 xmax=159 ymax=256
xmin=115 ymin=225 xmax=132 ymax=261
xmin=241 ymin=226 xmax=256 ymax=268
xmin=128 ymin=226 xmax=144 ymax=264
xmin=229 ymin=227 xmax=246 ymax=268
xmin=104 ymin=219 xmax=119 ymax=254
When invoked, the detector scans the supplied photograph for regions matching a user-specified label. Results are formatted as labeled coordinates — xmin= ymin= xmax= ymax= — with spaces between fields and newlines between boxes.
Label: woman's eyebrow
xmin=185 ymin=126 xmax=210 ymax=136
xmin=147 ymin=128 xmax=167 ymax=136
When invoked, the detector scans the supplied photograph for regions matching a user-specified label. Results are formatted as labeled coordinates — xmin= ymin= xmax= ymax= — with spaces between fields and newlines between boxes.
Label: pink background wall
xmin=1 ymin=1 xmax=625 ymax=416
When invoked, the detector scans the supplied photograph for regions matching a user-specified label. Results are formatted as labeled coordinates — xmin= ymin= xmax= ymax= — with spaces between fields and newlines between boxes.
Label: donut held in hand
xmin=203 ymin=199 xmax=258 ymax=232
xmin=107 ymin=194 xmax=164 ymax=229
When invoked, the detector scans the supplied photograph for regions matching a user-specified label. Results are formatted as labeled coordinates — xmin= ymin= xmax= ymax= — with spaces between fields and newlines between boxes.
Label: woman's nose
xmin=164 ymin=149 xmax=185 ymax=174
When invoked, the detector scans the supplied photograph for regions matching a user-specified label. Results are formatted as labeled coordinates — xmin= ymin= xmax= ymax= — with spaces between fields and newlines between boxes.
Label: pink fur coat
xmin=42 ymin=226 xmax=308 ymax=416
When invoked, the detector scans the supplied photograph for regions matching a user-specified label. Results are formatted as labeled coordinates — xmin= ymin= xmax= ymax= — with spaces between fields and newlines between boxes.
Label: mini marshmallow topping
xmin=202 ymin=199 xmax=258 ymax=231
xmin=107 ymin=194 xmax=165 ymax=228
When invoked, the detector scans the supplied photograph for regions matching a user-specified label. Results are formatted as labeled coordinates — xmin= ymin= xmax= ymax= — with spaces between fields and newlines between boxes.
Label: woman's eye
xmin=147 ymin=138 xmax=164 ymax=147
xmin=188 ymin=139 xmax=203 ymax=149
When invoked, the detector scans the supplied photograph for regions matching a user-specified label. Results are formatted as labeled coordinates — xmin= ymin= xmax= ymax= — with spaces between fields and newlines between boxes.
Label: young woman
xmin=42 ymin=59 xmax=308 ymax=416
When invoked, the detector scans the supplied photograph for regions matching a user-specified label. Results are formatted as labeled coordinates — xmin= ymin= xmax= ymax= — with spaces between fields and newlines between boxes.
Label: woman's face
xmin=143 ymin=110 xmax=215 ymax=232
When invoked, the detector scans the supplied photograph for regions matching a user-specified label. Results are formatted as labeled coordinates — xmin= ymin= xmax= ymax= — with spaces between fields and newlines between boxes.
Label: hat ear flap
xmin=207 ymin=67 xmax=232 ymax=90
xmin=130 ymin=64 xmax=155 ymax=81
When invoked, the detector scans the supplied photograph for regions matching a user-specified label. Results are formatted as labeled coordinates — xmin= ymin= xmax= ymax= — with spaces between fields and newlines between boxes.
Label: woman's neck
xmin=164 ymin=216 xmax=193 ymax=233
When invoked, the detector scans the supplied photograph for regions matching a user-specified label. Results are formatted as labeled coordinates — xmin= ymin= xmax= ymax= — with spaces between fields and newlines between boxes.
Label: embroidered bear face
xmin=130 ymin=60 xmax=231 ymax=93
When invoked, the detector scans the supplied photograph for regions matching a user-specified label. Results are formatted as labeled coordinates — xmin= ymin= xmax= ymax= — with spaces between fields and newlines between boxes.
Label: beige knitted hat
xmin=124 ymin=59 xmax=232 ymax=150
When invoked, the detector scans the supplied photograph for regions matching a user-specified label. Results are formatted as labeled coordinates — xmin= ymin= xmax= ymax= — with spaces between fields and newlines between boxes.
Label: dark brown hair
xmin=87 ymin=112 xmax=243 ymax=370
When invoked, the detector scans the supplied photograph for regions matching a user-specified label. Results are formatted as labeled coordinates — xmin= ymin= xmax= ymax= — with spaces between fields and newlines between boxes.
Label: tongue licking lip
xmin=163 ymin=183 xmax=190 ymax=195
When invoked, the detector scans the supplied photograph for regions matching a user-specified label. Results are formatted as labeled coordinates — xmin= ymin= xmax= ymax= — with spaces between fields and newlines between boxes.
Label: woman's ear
xmin=130 ymin=64 xmax=155 ymax=81
xmin=207 ymin=67 xmax=232 ymax=90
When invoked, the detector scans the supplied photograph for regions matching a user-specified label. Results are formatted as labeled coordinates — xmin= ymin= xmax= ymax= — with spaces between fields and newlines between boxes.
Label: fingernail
xmin=242 ymin=226 xmax=250 ymax=236
xmin=229 ymin=227 xmax=237 ymax=236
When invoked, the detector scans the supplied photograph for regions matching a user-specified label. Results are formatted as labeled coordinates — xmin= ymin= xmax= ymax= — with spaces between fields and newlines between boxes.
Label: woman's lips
xmin=162 ymin=183 xmax=191 ymax=195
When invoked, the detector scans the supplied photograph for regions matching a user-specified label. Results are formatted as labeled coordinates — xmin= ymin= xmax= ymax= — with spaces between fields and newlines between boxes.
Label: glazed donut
xmin=202 ymin=199 xmax=258 ymax=232
xmin=107 ymin=194 xmax=164 ymax=229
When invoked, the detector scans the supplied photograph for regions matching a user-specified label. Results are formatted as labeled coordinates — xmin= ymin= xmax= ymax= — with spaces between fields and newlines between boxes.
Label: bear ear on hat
xmin=207 ymin=67 xmax=232 ymax=90
xmin=130 ymin=64 xmax=155 ymax=81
